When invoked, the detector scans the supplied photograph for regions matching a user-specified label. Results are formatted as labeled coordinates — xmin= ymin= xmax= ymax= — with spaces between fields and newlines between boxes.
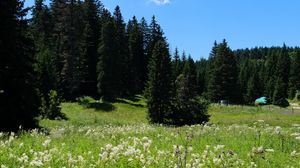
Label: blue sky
xmin=25 ymin=0 xmax=300 ymax=60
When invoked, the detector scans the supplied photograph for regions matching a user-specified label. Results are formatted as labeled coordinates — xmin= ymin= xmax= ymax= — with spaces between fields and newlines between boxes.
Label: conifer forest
xmin=1 ymin=0 xmax=300 ymax=167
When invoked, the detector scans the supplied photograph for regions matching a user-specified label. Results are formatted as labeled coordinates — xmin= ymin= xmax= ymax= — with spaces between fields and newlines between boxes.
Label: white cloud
xmin=150 ymin=0 xmax=171 ymax=5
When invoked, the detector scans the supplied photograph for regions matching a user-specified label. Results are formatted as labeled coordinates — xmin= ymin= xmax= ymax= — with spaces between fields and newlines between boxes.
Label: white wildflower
xmin=42 ymin=139 xmax=51 ymax=147
xmin=291 ymin=150 xmax=300 ymax=157
xmin=265 ymin=148 xmax=274 ymax=153
xmin=30 ymin=160 xmax=43 ymax=167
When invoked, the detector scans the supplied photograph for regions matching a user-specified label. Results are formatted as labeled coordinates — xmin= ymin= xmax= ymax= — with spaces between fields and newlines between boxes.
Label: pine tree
xmin=264 ymin=49 xmax=278 ymax=100
xmin=245 ymin=68 xmax=261 ymax=104
xmin=177 ymin=56 xmax=197 ymax=102
xmin=139 ymin=17 xmax=150 ymax=91
xmin=97 ymin=11 xmax=121 ymax=100
xmin=79 ymin=0 xmax=102 ymax=97
xmin=146 ymin=40 xmax=173 ymax=124
xmin=51 ymin=0 xmax=84 ymax=100
xmin=146 ymin=16 xmax=165 ymax=65
xmin=195 ymin=59 xmax=208 ymax=95
xmin=288 ymin=51 xmax=300 ymax=99
xmin=32 ymin=0 xmax=56 ymax=103
xmin=112 ymin=6 xmax=129 ymax=96
xmin=172 ymin=47 xmax=181 ymax=80
xmin=207 ymin=40 xmax=238 ymax=103
xmin=127 ymin=16 xmax=146 ymax=94
xmin=272 ymin=44 xmax=290 ymax=106
xmin=0 ymin=0 xmax=41 ymax=131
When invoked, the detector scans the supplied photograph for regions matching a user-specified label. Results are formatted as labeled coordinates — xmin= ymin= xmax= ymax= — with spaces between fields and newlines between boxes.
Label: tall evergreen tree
xmin=180 ymin=55 xmax=197 ymax=98
xmin=97 ymin=11 xmax=121 ymax=100
xmin=139 ymin=17 xmax=150 ymax=90
xmin=172 ymin=47 xmax=181 ymax=80
xmin=112 ymin=6 xmax=129 ymax=96
xmin=127 ymin=16 xmax=146 ymax=94
xmin=207 ymin=40 xmax=238 ymax=103
xmin=273 ymin=44 xmax=290 ymax=106
xmin=146 ymin=16 xmax=165 ymax=65
xmin=288 ymin=51 xmax=300 ymax=99
xmin=0 ymin=0 xmax=41 ymax=131
xmin=51 ymin=0 xmax=84 ymax=100
xmin=79 ymin=0 xmax=103 ymax=96
xmin=32 ymin=0 xmax=56 ymax=103
xmin=245 ymin=65 xmax=262 ymax=104
xmin=146 ymin=40 xmax=173 ymax=124
xmin=264 ymin=49 xmax=278 ymax=100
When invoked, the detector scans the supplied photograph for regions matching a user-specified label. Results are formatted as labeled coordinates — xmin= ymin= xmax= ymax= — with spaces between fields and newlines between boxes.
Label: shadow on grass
xmin=87 ymin=102 xmax=116 ymax=112
xmin=124 ymin=95 xmax=140 ymax=102
xmin=115 ymin=99 xmax=145 ymax=108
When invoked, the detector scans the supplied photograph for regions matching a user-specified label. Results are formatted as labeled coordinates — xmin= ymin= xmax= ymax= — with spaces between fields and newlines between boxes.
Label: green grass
xmin=1 ymin=96 xmax=300 ymax=167
xmin=209 ymin=104 xmax=300 ymax=127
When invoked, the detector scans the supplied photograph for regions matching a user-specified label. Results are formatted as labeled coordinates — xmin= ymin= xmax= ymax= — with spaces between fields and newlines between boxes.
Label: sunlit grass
xmin=1 ymin=97 xmax=300 ymax=167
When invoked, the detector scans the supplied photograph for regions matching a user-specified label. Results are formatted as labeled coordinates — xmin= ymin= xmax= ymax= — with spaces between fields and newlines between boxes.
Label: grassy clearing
xmin=1 ymin=97 xmax=300 ymax=167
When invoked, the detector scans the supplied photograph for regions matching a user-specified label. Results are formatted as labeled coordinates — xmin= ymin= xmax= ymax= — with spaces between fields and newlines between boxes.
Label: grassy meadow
xmin=1 ymin=96 xmax=300 ymax=167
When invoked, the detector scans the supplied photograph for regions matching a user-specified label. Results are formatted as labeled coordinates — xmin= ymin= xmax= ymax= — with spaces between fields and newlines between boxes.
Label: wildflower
xmin=42 ymin=139 xmax=51 ymax=147
xmin=252 ymin=146 xmax=264 ymax=154
xmin=187 ymin=146 xmax=193 ymax=152
xmin=290 ymin=133 xmax=300 ymax=137
xmin=19 ymin=142 xmax=24 ymax=148
xmin=214 ymin=145 xmax=225 ymax=151
xmin=291 ymin=150 xmax=300 ymax=157
xmin=78 ymin=155 xmax=84 ymax=162
xmin=30 ymin=160 xmax=43 ymax=167
xmin=265 ymin=148 xmax=274 ymax=153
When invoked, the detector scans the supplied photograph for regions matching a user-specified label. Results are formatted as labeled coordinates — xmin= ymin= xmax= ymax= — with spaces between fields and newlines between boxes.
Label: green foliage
xmin=207 ymin=40 xmax=238 ymax=103
xmin=97 ymin=11 xmax=121 ymax=101
xmin=77 ymin=96 xmax=96 ymax=107
xmin=0 ymin=0 xmax=41 ymax=131
xmin=170 ymin=98 xmax=210 ymax=126
xmin=146 ymin=40 xmax=173 ymax=124
xmin=126 ymin=16 xmax=146 ymax=95
xmin=288 ymin=51 xmax=300 ymax=99
xmin=41 ymin=90 xmax=66 ymax=120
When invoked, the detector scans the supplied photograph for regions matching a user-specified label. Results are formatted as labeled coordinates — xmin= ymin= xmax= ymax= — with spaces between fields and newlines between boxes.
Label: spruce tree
xmin=264 ymin=49 xmax=278 ymax=100
xmin=272 ymin=44 xmax=290 ymax=106
xmin=245 ymin=70 xmax=261 ymax=104
xmin=139 ymin=17 xmax=150 ymax=90
xmin=79 ymin=0 xmax=103 ymax=96
xmin=113 ymin=6 xmax=129 ymax=96
xmin=0 ymin=0 xmax=41 ymax=131
xmin=97 ymin=11 xmax=120 ymax=100
xmin=207 ymin=40 xmax=238 ymax=103
xmin=146 ymin=40 xmax=173 ymax=124
xmin=32 ymin=0 xmax=57 ymax=103
xmin=288 ymin=51 xmax=300 ymax=99
xmin=127 ymin=16 xmax=146 ymax=94
xmin=146 ymin=16 xmax=165 ymax=65
xmin=172 ymin=47 xmax=181 ymax=80
xmin=51 ymin=0 xmax=84 ymax=100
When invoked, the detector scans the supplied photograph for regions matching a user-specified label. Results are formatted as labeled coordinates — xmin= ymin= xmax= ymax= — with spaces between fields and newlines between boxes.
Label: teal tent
xmin=255 ymin=97 xmax=267 ymax=105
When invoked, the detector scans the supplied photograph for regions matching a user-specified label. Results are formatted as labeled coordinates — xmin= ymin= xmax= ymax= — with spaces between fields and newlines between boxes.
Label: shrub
xmin=77 ymin=96 xmax=95 ymax=107
xmin=273 ymin=98 xmax=289 ymax=108
xmin=168 ymin=98 xmax=210 ymax=126
xmin=40 ymin=90 xmax=66 ymax=120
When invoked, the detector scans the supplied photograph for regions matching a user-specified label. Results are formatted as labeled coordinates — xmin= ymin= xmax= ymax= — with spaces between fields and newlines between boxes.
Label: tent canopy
xmin=255 ymin=97 xmax=267 ymax=105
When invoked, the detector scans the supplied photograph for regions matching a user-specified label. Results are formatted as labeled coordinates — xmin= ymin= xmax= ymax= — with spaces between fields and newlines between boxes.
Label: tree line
xmin=1 ymin=0 xmax=299 ymax=131
xmin=195 ymin=42 xmax=300 ymax=106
